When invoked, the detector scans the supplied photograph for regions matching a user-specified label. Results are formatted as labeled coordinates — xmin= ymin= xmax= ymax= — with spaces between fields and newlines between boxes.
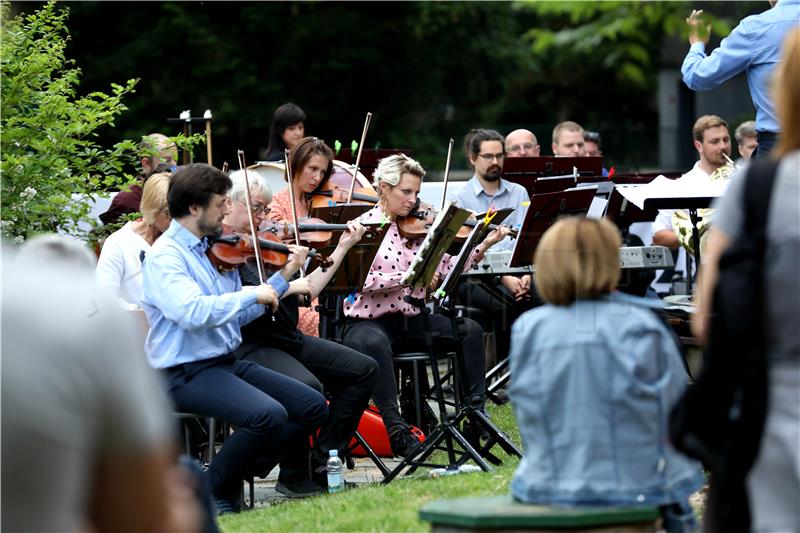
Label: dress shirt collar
xmin=166 ymin=218 xmax=207 ymax=252
xmin=468 ymin=175 xmax=508 ymax=198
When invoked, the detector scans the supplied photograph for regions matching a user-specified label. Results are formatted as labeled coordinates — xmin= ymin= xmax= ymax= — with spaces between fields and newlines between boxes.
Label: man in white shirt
xmin=652 ymin=115 xmax=732 ymax=249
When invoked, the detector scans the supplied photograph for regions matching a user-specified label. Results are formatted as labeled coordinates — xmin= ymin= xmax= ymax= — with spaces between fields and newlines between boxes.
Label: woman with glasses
xmin=96 ymin=172 xmax=172 ymax=309
xmin=266 ymin=136 xmax=337 ymax=336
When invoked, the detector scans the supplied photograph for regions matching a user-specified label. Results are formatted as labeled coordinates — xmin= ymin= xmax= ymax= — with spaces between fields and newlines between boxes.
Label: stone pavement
xmin=244 ymin=455 xmax=404 ymax=508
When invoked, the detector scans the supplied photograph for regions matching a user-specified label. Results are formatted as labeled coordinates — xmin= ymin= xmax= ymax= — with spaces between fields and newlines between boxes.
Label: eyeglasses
xmin=236 ymin=199 xmax=271 ymax=215
xmin=507 ymin=143 xmax=537 ymax=153
xmin=476 ymin=153 xmax=505 ymax=162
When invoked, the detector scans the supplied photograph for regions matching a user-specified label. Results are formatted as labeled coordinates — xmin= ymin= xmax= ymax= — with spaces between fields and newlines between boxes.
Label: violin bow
xmin=237 ymin=150 xmax=265 ymax=285
xmin=204 ymin=109 xmax=213 ymax=166
xmin=346 ymin=111 xmax=373 ymax=203
xmin=440 ymin=138 xmax=454 ymax=212
xmin=284 ymin=149 xmax=310 ymax=306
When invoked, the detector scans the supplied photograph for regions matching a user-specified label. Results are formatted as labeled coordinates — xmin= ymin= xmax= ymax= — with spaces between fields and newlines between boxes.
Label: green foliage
xmin=0 ymin=1 xmax=141 ymax=242
xmin=516 ymin=1 xmax=733 ymax=89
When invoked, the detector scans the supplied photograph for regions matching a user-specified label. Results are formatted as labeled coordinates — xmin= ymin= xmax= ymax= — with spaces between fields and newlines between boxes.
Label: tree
xmin=1 ymin=1 xmax=139 ymax=242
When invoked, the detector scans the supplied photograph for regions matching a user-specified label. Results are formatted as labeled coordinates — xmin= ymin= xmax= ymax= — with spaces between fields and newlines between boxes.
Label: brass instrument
xmin=671 ymin=157 xmax=736 ymax=258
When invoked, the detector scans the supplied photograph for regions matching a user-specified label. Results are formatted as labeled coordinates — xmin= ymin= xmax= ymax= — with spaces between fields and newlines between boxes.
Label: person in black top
xmin=222 ymin=170 xmax=378 ymax=497
xmin=263 ymin=103 xmax=306 ymax=162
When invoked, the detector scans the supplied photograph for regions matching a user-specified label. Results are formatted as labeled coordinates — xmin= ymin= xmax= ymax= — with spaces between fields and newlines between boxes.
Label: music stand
xmin=508 ymin=188 xmax=597 ymax=268
xmin=502 ymin=156 xmax=603 ymax=178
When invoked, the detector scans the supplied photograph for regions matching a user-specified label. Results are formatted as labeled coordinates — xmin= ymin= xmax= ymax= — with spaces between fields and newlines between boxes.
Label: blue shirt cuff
xmin=267 ymin=271 xmax=290 ymax=297
xmin=689 ymin=42 xmax=706 ymax=55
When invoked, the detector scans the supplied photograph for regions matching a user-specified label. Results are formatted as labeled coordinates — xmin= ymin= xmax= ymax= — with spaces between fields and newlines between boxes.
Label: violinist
xmin=96 ymin=172 xmax=171 ymax=309
xmin=267 ymin=136 xmax=337 ymax=336
xmin=263 ymin=102 xmax=306 ymax=162
xmin=140 ymin=163 xmax=328 ymax=514
xmin=341 ymin=154 xmax=511 ymax=458
xmin=223 ymin=169 xmax=379 ymax=496
xmin=454 ymin=129 xmax=538 ymax=365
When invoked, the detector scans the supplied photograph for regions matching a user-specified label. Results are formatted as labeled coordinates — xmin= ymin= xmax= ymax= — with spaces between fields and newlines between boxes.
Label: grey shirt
xmin=712 ymin=150 xmax=800 ymax=363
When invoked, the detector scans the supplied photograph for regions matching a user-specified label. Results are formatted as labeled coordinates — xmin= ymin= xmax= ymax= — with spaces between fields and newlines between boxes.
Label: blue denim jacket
xmin=509 ymin=292 xmax=704 ymax=511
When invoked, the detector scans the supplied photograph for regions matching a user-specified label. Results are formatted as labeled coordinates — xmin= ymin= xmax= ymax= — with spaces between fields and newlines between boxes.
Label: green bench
xmin=419 ymin=495 xmax=660 ymax=532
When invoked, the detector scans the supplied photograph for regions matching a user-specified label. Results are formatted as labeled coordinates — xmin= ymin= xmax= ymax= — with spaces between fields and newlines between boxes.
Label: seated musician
xmin=455 ymin=129 xmax=536 ymax=364
xmin=551 ymin=121 xmax=587 ymax=157
xmin=263 ymin=102 xmax=306 ymax=162
xmin=508 ymin=216 xmax=704 ymax=531
xmin=140 ymin=163 xmax=328 ymax=514
xmin=342 ymin=153 xmax=511 ymax=457
xmin=222 ymin=168 xmax=379 ymax=496
xmin=505 ymin=128 xmax=540 ymax=157
xmin=96 ymin=172 xmax=171 ymax=308
xmin=266 ymin=136 xmax=337 ymax=337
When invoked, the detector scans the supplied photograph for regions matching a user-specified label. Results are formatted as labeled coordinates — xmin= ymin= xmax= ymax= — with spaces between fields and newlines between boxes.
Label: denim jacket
xmin=509 ymin=292 xmax=704 ymax=510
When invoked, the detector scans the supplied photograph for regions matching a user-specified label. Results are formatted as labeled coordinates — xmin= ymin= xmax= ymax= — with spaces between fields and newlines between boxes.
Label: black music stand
xmin=509 ymin=188 xmax=597 ymax=268
xmin=311 ymin=203 xmax=374 ymax=225
xmin=643 ymin=196 xmax=714 ymax=291
xmin=502 ymin=156 xmax=603 ymax=179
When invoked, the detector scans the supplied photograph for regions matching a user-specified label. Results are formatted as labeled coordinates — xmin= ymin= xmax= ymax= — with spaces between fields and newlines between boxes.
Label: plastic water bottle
xmin=326 ymin=449 xmax=343 ymax=493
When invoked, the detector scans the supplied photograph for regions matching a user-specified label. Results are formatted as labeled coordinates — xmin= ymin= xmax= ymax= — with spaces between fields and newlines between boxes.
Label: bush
xmin=1 ymin=1 xmax=139 ymax=243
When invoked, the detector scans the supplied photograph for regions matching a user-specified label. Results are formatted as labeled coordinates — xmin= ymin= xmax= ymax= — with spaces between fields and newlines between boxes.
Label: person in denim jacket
xmin=509 ymin=217 xmax=705 ymax=532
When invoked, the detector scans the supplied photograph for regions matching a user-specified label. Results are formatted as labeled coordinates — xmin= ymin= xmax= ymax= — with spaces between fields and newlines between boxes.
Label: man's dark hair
xmin=584 ymin=131 xmax=602 ymax=148
xmin=463 ymin=128 xmax=504 ymax=160
xmin=168 ymin=163 xmax=231 ymax=218
xmin=267 ymin=102 xmax=307 ymax=155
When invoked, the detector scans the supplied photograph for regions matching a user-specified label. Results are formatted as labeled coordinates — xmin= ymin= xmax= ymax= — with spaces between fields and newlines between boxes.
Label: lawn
xmin=219 ymin=402 xmax=522 ymax=532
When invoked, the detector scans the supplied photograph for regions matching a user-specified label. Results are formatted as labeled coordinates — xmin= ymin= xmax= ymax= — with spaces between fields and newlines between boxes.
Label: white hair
xmin=228 ymin=169 xmax=273 ymax=204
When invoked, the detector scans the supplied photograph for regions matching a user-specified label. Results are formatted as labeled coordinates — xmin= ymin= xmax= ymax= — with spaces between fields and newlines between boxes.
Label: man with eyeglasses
xmin=505 ymin=129 xmax=541 ymax=158
xmin=455 ymin=129 xmax=537 ymax=369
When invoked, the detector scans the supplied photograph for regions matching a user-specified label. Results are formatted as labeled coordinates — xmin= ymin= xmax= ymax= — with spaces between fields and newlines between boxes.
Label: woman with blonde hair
xmin=96 ymin=172 xmax=172 ymax=308
xmin=509 ymin=216 xmax=704 ymax=532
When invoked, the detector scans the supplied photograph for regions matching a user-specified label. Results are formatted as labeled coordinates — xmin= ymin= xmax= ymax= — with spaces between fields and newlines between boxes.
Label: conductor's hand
xmin=686 ymin=10 xmax=711 ymax=45
xmin=338 ymin=220 xmax=367 ymax=250
xmin=479 ymin=225 xmax=512 ymax=251
xmin=286 ymin=277 xmax=313 ymax=301
xmin=255 ymin=283 xmax=279 ymax=313
xmin=281 ymin=244 xmax=310 ymax=279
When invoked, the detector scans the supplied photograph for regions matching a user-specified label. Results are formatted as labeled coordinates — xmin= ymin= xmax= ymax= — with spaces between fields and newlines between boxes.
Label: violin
xmin=206 ymin=223 xmax=329 ymax=273
xmin=261 ymin=218 xmax=380 ymax=250
xmin=396 ymin=200 xmax=518 ymax=242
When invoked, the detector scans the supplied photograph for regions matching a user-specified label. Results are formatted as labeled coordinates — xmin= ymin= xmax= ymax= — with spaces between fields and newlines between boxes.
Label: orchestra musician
xmin=551 ymin=121 xmax=587 ymax=157
xmin=222 ymin=169 xmax=379 ymax=496
xmin=341 ymin=153 xmax=512 ymax=458
xmin=266 ymin=136 xmax=337 ymax=337
xmin=263 ymin=102 xmax=307 ymax=162
xmin=455 ymin=129 xmax=537 ymax=365
xmin=140 ymin=163 xmax=327 ymax=514
xmin=95 ymin=172 xmax=172 ymax=308
xmin=505 ymin=128 xmax=540 ymax=157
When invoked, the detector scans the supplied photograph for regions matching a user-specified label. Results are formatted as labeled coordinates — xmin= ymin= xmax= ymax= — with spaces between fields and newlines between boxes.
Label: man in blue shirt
xmin=140 ymin=163 xmax=327 ymax=513
xmin=455 ymin=129 xmax=536 ymax=366
xmin=682 ymin=1 xmax=800 ymax=158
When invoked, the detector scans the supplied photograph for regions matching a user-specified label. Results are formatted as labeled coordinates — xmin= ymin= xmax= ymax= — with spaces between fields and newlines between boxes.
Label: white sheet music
xmin=616 ymin=176 xmax=729 ymax=211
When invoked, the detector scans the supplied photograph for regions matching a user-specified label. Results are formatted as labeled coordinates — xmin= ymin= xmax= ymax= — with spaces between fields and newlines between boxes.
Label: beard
xmin=483 ymin=167 xmax=502 ymax=182
xmin=198 ymin=216 xmax=224 ymax=239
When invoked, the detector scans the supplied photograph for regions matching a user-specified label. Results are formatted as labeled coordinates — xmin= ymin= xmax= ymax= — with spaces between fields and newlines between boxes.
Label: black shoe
xmin=388 ymin=424 xmax=423 ymax=458
xmin=212 ymin=496 xmax=241 ymax=516
xmin=462 ymin=420 xmax=490 ymax=449
xmin=275 ymin=478 xmax=325 ymax=499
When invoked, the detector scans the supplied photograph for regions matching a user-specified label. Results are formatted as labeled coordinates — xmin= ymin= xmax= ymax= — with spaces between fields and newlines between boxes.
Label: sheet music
xmin=616 ymin=176 xmax=728 ymax=211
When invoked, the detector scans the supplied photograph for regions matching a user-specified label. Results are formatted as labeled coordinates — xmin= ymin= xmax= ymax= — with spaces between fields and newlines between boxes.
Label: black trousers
xmin=165 ymin=354 xmax=327 ymax=500
xmin=236 ymin=336 xmax=378 ymax=476
xmin=342 ymin=313 xmax=485 ymax=430
xmin=458 ymin=279 xmax=537 ymax=363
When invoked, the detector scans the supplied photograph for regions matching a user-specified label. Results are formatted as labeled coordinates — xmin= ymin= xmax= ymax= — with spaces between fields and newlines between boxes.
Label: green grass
xmin=219 ymin=403 xmax=521 ymax=532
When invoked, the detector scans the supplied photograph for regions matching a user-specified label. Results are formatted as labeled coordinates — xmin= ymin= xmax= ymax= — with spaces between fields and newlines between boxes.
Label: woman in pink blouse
xmin=267 ymin=137 xmax=336 ymax=336
xmin=342 ymin=154 xmax=511 ymax=457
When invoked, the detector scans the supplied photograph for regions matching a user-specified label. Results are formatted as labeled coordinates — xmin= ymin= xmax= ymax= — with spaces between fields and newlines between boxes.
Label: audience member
xmin=509 ymin=217 xmax=704 ymax=532
xmin=693 ymin=28 xmax=800 ymax=533
xmin=2 ymin=235 xmax=201 ymax=533
xmin=505 ymin=129 xmax=540 ymax=157
xmin=682 ymin=2 xmax=799 ymax=158
xmin=551 ymin=121 xmax=586 ymax=156
xmin=99 ymin=134 xmax=177 ymax=225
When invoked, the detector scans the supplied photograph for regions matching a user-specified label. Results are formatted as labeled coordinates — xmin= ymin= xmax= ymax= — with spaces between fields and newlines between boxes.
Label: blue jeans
xmin=754 ymin=131 xmax=778 ymax=159
xmin=165 ymin=354 xmax=327 ymax=500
